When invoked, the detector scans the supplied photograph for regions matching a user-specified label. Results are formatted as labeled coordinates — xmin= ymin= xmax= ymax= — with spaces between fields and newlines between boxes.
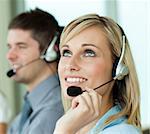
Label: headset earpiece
xmin=114 ymin=62 xmax=129 ymax=80
xmin=112 ymin=35 xmax=129 ymax=80
xmin=41 ymin=32 xmax=59 ymax=62
xmin=112 ymin=57 xmax=119 ymax=78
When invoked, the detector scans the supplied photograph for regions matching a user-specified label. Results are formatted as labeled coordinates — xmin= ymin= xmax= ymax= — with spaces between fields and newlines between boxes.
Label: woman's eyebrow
xmin=61 ymin=44 xmax=69 ymax=49
xmin=82 ymin=43 xmax=101 ymax=50
xmin=61 ymin=43 xmax=101 ymax=50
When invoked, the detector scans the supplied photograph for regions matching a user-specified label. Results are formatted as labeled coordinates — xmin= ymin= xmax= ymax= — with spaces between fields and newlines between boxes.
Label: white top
xmin=0 ymin=92 xmax=10 ymax=123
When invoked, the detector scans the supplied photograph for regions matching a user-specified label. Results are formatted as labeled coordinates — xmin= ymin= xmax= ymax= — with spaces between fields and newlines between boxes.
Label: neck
xmin=27 ymin=62 xmax=57 ymax=91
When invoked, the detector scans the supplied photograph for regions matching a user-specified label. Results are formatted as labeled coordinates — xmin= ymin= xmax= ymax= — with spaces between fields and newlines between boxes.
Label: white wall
xmin=117 ymin=0 xmax=149 ymax=129
xmin=25 ymin=0 xmax=106 ymax=26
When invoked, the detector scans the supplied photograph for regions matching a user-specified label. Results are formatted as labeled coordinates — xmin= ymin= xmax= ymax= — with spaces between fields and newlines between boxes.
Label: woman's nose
xmin=65 ymin=56 xmax=80 ymax=71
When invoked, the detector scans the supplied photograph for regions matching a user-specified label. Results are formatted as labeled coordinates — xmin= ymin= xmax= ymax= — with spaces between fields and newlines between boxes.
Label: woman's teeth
xmin=65 ymin=77 xmax=87 ymax=83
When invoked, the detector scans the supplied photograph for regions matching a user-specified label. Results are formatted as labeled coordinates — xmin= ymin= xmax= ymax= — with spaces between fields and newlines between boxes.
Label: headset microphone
xmin=67 ymin=79 xmax=114 ymax=97
xmin=6 ymin=69 xmax=16 ymax=78
xmin=67 ymin=86 xmax=83 ymax=97
xmin=6 ymin=58 xmax=40 ymax=78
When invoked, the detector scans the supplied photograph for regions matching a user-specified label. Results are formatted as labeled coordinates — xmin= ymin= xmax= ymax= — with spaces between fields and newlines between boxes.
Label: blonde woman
xmin=54 ymin=14 xmax=141 ymax=134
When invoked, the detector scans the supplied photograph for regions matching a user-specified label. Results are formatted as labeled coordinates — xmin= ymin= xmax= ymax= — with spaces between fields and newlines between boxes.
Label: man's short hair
xmin=8 ymin=8 xmax=59 ymax=53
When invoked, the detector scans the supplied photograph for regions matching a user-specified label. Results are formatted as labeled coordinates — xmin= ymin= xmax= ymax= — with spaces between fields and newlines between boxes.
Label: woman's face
xmin=58 ymin=25 xmax=113 ymax=99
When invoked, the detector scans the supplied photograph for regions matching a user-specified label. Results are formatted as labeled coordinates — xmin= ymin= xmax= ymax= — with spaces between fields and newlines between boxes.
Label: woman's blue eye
xmin=62 ymin=49 xmax=72 ymax=57
xmin=84 ymin=49 xmax=96 ymax=57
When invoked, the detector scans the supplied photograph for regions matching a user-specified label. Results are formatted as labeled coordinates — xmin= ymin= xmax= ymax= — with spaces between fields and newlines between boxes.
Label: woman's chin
xmin=64 ymin=92 xmax=74 ymax=100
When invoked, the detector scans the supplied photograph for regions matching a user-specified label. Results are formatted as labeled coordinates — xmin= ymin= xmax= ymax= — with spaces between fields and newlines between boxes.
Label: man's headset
xmin=7 ymin=32 xmax=59 ymax=78
xmin=41 ymin=32 xmax=59 ymax=62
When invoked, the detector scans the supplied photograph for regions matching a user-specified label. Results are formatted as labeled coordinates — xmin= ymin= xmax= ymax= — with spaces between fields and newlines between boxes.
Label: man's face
xmin=6 ymin=29 xmax=42 ymax=84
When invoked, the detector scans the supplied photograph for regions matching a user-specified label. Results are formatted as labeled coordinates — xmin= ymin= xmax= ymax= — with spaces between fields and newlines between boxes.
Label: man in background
xmin=6 ymin=8 xmax=64 ymax=134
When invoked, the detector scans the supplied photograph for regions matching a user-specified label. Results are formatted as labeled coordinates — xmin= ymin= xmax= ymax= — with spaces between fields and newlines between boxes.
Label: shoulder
xmin=28 ymin=109 xmax=63 ymax=134
xmin=29 ymin=106 xmax=63 ymax=126
xmin=102 ymin=123 xmax=141 ymax=134
xmin=32 ymin=106 xmax=64 ymax=122
xmin=33 ymin=95 xmax=64 ymax=117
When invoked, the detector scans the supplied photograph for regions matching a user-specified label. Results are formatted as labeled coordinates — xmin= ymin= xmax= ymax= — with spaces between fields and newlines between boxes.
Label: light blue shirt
xmin=88 ymin=105 xmax=141 ymax=134
xmin=8 ymin=73 xmax=64 ymax=134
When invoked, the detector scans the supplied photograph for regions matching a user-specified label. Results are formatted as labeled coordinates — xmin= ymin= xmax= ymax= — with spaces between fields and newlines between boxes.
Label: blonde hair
xmin=60 ymin=14 xmax=141 ymax=129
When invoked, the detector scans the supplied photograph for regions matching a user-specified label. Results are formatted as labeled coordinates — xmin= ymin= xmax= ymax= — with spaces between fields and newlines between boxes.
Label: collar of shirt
xmin=24 ymin=73 xmax=59 ymax=110
xmin=89 ymin=105 xmax=126 ymax=133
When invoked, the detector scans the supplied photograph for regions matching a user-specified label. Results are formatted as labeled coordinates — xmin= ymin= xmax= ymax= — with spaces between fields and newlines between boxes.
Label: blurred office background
xmin=0 ymin=0 xmax=149 ymax=132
